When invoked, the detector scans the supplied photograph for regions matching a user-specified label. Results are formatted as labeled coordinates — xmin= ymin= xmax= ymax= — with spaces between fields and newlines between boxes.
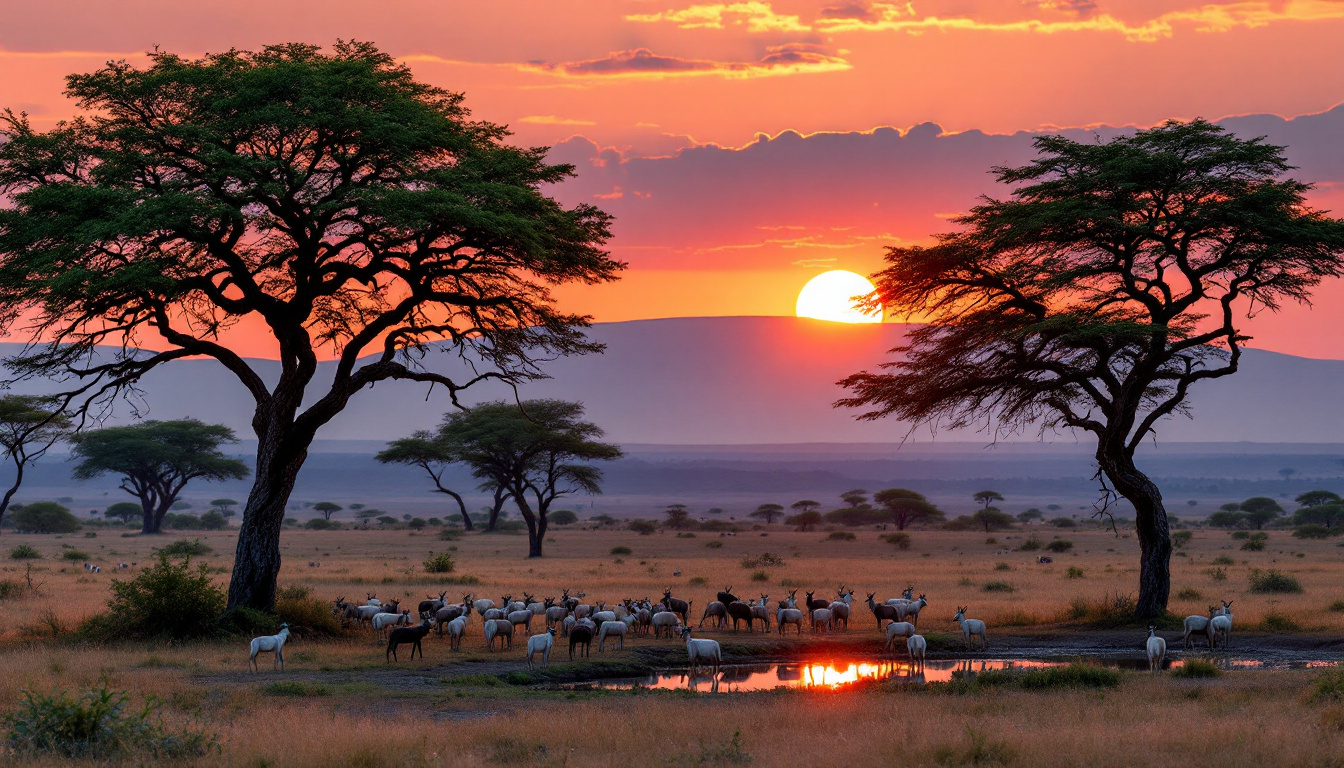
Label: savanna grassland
xmin=0 ymin=523 xmax=1342 ymax=767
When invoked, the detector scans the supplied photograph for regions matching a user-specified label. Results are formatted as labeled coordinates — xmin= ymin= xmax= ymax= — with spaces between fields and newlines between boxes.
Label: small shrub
xmin=994 ymin=562 xmax=1011 ymax=572
xmin=1260 ymin=612 xmax=1302 ymax=632
xmin=4 ymin=683 xmax=218 ymax=758
xmin=1241 ymin=537 xmax=1267 ymax=552
xmin=1046 ymin=539 xmax=1074 ymax=553
xmin=1172 ymin=530 xmax=1193 ymax=549
xmin=155 ymin=539 xmax=211 ymax=557
xmin=610 ymin=546 xmax=632 ymax=555
xmin=882 ymin=532 xmax=911 ymax=550
xmin=675 ymin=532 xmax=697 ymax=539
xmin=1172 ymin=658 xmax=1221 ymax=678
xmin=423 ymin=552 xmax=455 ymax=574
xmin=1049 ymin=517 xmax=1076 ymax=528
xmin=1017 ymin=538 xmax=1042 ymax=552
xmin=9 ymin=544 xmax=41 ymax=560
xmin=750 ymin=570 xmax=769 ymax=582
xmin=1061 ymin=592 xmax=1144 ymax=628
xmin=273 ymin=585 xmax=343 ymax=636
xmin=689 ymin=577 xmax=708 ymax=585
xmin=436 ymin=528 xmax=462 ymax=541
xmin=1230 ymin=531 xmax=1251 ymax=540
xmin=1066 ymin=566 xmax=1085 ymax=580
xmin=628 ymin=520 xmax=657 ymax=535
xmin=1177 ymin=587 xmax=1203 ymax=600
xmin=825 ymin=531 xmax=856 ymax=541
xmin=741 ymin=553 xmax=786 ymax=568
xmin=0 ymin=580 xmax=23 ymax=600
xmin=705 ymin=541 xmax=724 ymax=549
xmin=932 ymin=727 xmax=1016 ymax=767
xmin=61 ymin=549 xmax=91 ymax=562
xmin=93 ymin=554 xmax=225 ymax=640
xmin=1310 ymin=665 xmax=1344 ymax=703
xmin=979 ymin=663 xmax=1122 ymax=691
xmin=1248 ymin=568 xmax=1303 ymax=594
xmin=982 ymin=581 xmax=1015 ymax=593
xmin=1293 ymin=525 xmax=1333 ymax=540
xmin=1329 ymin=600 xmax=1344 ymax=613
xmin=1211 ymin=555 xmax=1235 ymax=565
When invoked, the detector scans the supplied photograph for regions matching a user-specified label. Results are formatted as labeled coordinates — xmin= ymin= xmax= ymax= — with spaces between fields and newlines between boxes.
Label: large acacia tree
xmin=839 ymin=120 xmax=1344 ymax=618
xmin=0 ymin=43 xmax=620 ymax=609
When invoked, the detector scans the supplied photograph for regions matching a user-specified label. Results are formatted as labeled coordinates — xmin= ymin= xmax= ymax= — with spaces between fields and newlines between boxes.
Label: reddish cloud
xmin=523 ymin=46 xmax=849 ymax=79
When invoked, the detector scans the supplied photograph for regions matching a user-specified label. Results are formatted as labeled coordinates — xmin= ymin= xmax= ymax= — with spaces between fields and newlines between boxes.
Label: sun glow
xmin=795 ymin=270 xmax=883 ymax=323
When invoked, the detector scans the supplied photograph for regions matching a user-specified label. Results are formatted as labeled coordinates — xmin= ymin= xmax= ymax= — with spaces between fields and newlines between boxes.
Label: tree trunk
xmin=141 ymin=500 xmax=160 ymax=534
xmin=486 ymin=487 xmax=508 ymax=532
xmin=226 ymin=431 xmax=306 ymax=611
xmin=513 ymin=491 xmax=547 ymax=558
xmin=1096 ymin=447 xmax=1171 ymax=619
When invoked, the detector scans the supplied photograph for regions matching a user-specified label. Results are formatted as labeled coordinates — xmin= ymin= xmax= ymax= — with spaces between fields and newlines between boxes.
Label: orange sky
xmin=4 ymin=1 xmax=1344 ymax=357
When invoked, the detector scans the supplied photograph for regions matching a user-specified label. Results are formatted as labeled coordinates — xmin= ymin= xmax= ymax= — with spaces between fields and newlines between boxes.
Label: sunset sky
xmin=4 ymin=1 xmax=1344 ymax=357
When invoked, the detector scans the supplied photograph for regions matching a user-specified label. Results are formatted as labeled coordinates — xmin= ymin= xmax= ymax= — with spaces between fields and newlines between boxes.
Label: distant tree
xmin=199 ymin=510 xmax=228 ymax=530
xmin=874 ymin=488 xmax=945 ymax=530
xmin=407 ymin=517 xmax=427 ymax=530
xmin=1293 ymin=503 xmax=1344 ymax=530
xmin=11 ymin=501 xmax=80 ymax=533
xmin=376 ymin=430 xmax=475 ymax=531
xmin=973 ymin=490 xmax=1004 ymax=512
xmin=1208 ymin=511 xmax=1249 ymax=529
xmin=349 ymin=503 xmax=365 ymax=511
xmin=104 ymin=502 xmax=142 ymax=524
xmin=839 ymin=490 xmax=869 ymax=509
xmin=210 ymin=498 xmax=239 ymax=518
xmin=70 ymin=420 xmax=249 ymax=534
xmin=706 ymin=507 xmax=725 ymax=515
xmin=354 ymin=508 xmax=380 ymax=524
xmin=549 ymin=509 xmax=579 ymax=525
xmin=171 ymin=500 xmax=192 ymax=510
xmin=664 ymin=504 xmax=692 ymax=530
xmin=972 ymin=508 xmax=1016 ymax=532
xmin=750 ymin=503 xmax=785 ymax=524
xmin=838 ymin=120 xmax=1344 ymax=618
xmin=313 ymin=502 xmax=342 ymax=521
xmin=0 ymin=395 xmax=71 ymax=528
xmin=785 ymin=510 xmax=823 ymax=532
xmin=1219 ymin=502 xmax=1242 ymax=513
xmin=824 ymin=506 xmax=886 ymax=527
xmin=376 ymin=516 xmax=398 ymax=527
xmin=1278 ymin=468 xmax=1298 ymax=482
xmin=1240 ymin=497 xmax=1285 ymax=529
xmin=1017 ymin=508 xmax=1044 ymax=523
xmin=1296 ymin=490 xmax=1341 ymax=508
xmin=791 ymin=500 xmax=820 ymax=517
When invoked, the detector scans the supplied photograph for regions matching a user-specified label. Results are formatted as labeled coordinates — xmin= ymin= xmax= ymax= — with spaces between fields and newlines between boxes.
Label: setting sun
xmin=795 ymin=270 xmax=883 ymax=324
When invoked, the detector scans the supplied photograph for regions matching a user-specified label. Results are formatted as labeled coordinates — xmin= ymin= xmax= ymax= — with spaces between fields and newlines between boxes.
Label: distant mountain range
xmin=6 ymin=316 xmax=1343 ymax=445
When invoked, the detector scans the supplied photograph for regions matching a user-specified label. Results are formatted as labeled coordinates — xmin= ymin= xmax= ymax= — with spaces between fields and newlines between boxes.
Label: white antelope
xmin=883 ymin=621 xmax=917 ymax=651
xmin=811 ymin=608 xmax=833 ymax=633
xmin=446 ymin=615 xmax=470 ymax=651
xmin=681 ymin=627 xmax=722 ymax=676
xmin=1146 ymin=625 xmax=1166 ymax=673
xmin=776 ymin=603 xmax=804 ymax=635
xmin=907 ymin=634 xmax=927 ymax=669
xmin=1210 ymin=601 xmax=1234 ymax=648
xmin=953 ymin=607 xmax=987 ymax=651
xmin=1183 ymin=611 xmax=1214 ymax=649
xmin=598 ymin=620 xmax=628 ymax=651
xmin=526 ymin=628 xmax=557 ymax=669
xmin=248 ymin=624 xmax=291 ymax=672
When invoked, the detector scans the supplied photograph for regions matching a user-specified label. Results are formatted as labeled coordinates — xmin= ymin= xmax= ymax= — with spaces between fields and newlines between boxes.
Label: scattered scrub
xmin=981 ymin=581 xmax=1015 ymax=593
xmin=1046 ymin=539 xmax=1073 ymax=553
xmin=1177 ymin=587 xmax=1203 ymax=600
xmin=1248 ymin=569 xmax=1303 ymax=594
xmin=825 ymin=531 xmax=856 ymax=541
xmin=8 ymin=544 xmax=40 ymax=560
xmin=750 ymin=570 xmax=769 ymax=582
xmin=740 ymin=552 xmax=786 ymax=568
xmin=273 ymin=585 xmax=343 ymax=636
xmin=1017 ymin=538 xmax=1042 ymax=552
xmin=1259 ymin=612 xmax=1302 ymax=632
xmin=3 ymin=683 xmax=218 ymax=758
xmin=61 ymin=549 xmax=92 ymax=562
xmin=705 ymin=541 xmax=724 ymax=549
xmin=261 ymin=682 xmax=330 ymax=697
xmin=422 ymin=552 xmax=455 ymax=574
xmin=1310 ymin=665 xmax=1344 ymax=703
xmin=610 ymin=546 xmax=632 ymax=555
xmin=932 ymin=727 xmax=1015 ymax=767
xmin=1066 ymin=567 xmax=1085 ymax=580
xmin=155 ymin=539 xmax=212 ymax=557
xmin=882 ymin=532 xmax=911 ymax=550
xmin=89 ymin=553 xmax=225 ymax=640
xmin=1211 ymin=555 xmax=1235 ymax=565
xmin=994 ymin=562 xmax=1011 ymax=572
xmin=1172 ymin=659 xmax=1221 ymax=678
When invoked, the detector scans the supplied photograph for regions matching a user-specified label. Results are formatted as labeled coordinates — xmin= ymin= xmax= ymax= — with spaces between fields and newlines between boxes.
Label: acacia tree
xmin=973 ymin=490 xmax=1004 ymax=511
xmin=313 ymin=501 xmax=342 ymax=521
xmin=376 ymin=430 xmax=474 ymax=530
xmin=0 ymin=395 xmax=71 ymax=526
xmin=839 ymin=120 xmax=1344 ymax=618
xmin=70 ymin=420 xmax=249 ymax=534
xmin=664 ymin=504 xmax=692 ymax=529
xmin=750 ymin=503 xmax=784 ymax=524
xmin=873 ymin=488 xmax=944 ymax=530
xmin=0 ymin=43 xmax=620 ymax=609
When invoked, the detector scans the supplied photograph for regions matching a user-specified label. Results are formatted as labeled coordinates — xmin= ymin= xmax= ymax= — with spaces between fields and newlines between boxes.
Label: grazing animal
xmin=445 ymin=615 xmax=469 ymax=650
xmin=699 ymin=601 xmax=728 ymax=630
xmin=372 ymin=610 xmax=412 ymax=641
xmin=527 ymin=628 xmax=557 ymax=669
xmin=365 ymin=593 xmax=381 ymax=608
xmin=717 ymin=586 xmax=740 ymax=606
xmin=545 ymin=602 xmax=569 ymax=630
xmin=473 ymin=597 xmax=496 ymax=616
xmin=1210 ymin=603 xmax=1234 ymax=648
xmin=750 ymin=595 xmax=772 ymax=633
xmin=804 ymin=591 xmax=830 ymax=613
xmin=681 ymin=627 xmax=722 ymax=677
xmin=1146 ymin=625 xmax=1166 ymax=673
xmin=561 ymin=615 xmax=576 ymax=638
xmin=866 ymin=593 xmax=900 ymax=631
xmin=354 ymin=604 xmax=383 ymax=624
xmin=485 ymin=618 xmax=515 ymax=651
xmin=248 ymin=624 xmax=291 ymax=672
xmin=507 ymin=609 xmax=534 ymax=635
xmin=953 ymin=607 xmax=987 ymax=651
xmin=434 ymin=604 xmax=468 ymax=634
xmin=651 ymin=611 xmax=680 ymax=639
xmin=907 ymin=634 xmax=927 ymax=668
xmin=569 ymin=625 xmax=594 ymax=659
xmin=727 ymin=601 xmax=755 ymax=633
xmin=883 ymin=621 xmax=917 ymax=651
xmin=662 ymin=590 xmax=691 ymax=625
xmin=598 ymin=620 xmax=627 ymax=651
xmin=776 ymin=603 xmax=804 ymax=635
xmin=419 ymin=591 xmax=448 ymax=617
xmin=896 ymin=595 xmax=928 ymax=627
xmin=811 ymin=608 xmax=833 ymax=633
xmin=827 ymin=600 xmax=850 ymax=630
xmin=1183 ymin=612 xmax=1214 ymax=649
xmin=386 ymin=619 xmax=433 ymax=662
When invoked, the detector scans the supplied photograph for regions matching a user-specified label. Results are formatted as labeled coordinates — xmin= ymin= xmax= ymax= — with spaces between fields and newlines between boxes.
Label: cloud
xmin=626 ymin=2 xmax=810 ymax=33
xmin=523 ymin=46 xmax=849 ymax=80
xmin=517 ymin=115 xmax=597 ymax=126
xmin=817 ymin=1 xmax=885 ymax=21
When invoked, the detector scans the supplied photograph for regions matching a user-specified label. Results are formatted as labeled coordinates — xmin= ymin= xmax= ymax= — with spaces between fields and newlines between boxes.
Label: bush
xmin=1066 ymin=567 xmax=1085 ymax=579
xmin=199 ymin=511 xmax=227 ymax=530
xmin=976 ymin=663 xmax=1122 ymax=690
xmin=1294 ymin=524 xmax=1333 ymax=539
xmin=423 ymin=552 xmax=455 ymax=574
xmin=750 ymin=570 xmax=769 ymax=582
xmin=1060 ymin=592 xmax=1143 ymax=628
xmin=1177 ymin=587 xmax=1203 ymax=600
xmin=9 ymin=544 xmax=40 ymax=560
xmin=1230 ymin=531 xmax=1251 ymax=540
xmin=1240 ymin=533 xmax=1267 ymax=551
xmin=1211 ymin=555 xmax=1235 ymax=565
xmin=741 ymin=552 xmax=786 ymax=568
xmin=1330 ymin=600 xmax=1344 ymax=613
xmin=4 ymin=683 xmax=218 ymax=758
xmin=705 ymin=541 xmax=724 ymax=549
xmin=1046 ymin=539 xmax=1074 ymax=553
xmin=437 ymin=528 xmax=462 ymax=541
xmin=97 ymin=553 xmax=226 ymax=640
xmin=994 ymin=562 xmax=1011 ymax=571
xmin=1017 ymin=538 xmax=1042 ymax=552
xmin=1310 ymin=665 xmax=1344 ymax=703
xmin=10 ymin=502 xmax=81 ymax=534
xmin=1172 ymin=659 xmax=1221 ymax=678
xmin=628 ymin=520 xmax=657 ymax=535
xmin=273 ymin=585 xmax=343 ymax=637
xmin=303 ymin=518 xmax=341 ymax=531
xmin=162 ymin=513 xmax=205 ymax=530
xmin=261 ymin=681 xmax=330 ymax=697
xmin=1260 ymin=612 xmax=1302 ymax=632
xmin=610 ymin=546 xmax=632 ymax=555
xmin=825 ymin=531 xmax=856 ymax=541
xmin=61 ymin=549 xmax=91 ymax=562
xmin=1049 ymin=517 xmax=1077 ymax=528
xmin=982 ymin=581 xmax=1015 ymax=593
xmin=882 ymin=532 xmax=911 ymax=550
xmin=1206 ymin=567 xmax=1228 ymax=582
xmin=1248 ymin=569 xmax=1303 ymax=594
xmin=1172 ymin=530 xmax=1193 ymax=549
xmin=155 ymin=538 xmax=211 ymax=557
xmin=549 ymin=510 xmax=579 ymax=525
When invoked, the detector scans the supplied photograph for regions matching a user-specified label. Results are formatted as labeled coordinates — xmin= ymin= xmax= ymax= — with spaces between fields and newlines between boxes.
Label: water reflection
xmin=565 ymin=656 xmax=1335 ymax=693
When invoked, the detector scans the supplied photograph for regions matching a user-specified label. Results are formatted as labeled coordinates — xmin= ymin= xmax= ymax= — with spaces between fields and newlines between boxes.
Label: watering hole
xmin=560 ymin=656 xmax=1342 ymax=692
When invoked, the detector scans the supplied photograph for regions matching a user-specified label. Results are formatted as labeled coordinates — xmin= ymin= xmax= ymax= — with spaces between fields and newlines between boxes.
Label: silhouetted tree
xmin=104 ymin=501 xmax=142 ymax=524
xmin=211 ymin=498 xmax=239 ymax=518
xmin=1017 ymin=508 xmax=1043 ymax=523
xmin=664 ymin=504 xmax=692 ymax=530
xmin=791 ymin=500 xmax=820 ymax=516
xmin=973 ymin=490 xmax=1004 ymax=511
xmin=972 ymin=508 xmax=1016 ymax=532
xmin=313 ymin=502 xmax=342 ymax=521
xmin=786 ymin=510 xmax=823 ymax=531
xmin=376 ymin=430 xmax=475 ymax=530
xmin=840 ymin=120 xmax=1344 ymax=617
xmin=839 ymin=489 xmax=869 ymax=508
xmin=0 ymin=43 xmax=620 ymax=609
xmin=70 ymin=420 xmax=249 ymax=534
xmin=0 ymin=395 xmax=70 ymax=527
xmin=750 ymin=503 xmax=785 ymax=524
xmin=1278 ymin=468 xmax=1298 ymax=482
xmin=873 ymin=488 xmax=944 ymax=530
xmin=1239 ymin=497 xmax=1285 ymax=529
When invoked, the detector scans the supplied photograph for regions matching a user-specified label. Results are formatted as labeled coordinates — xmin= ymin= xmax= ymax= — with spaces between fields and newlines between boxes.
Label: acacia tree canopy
xmin=839 ymin=120 xmax=1344 ymax=618
xmin=0 ymin=42 xmax=621 ymax=610
xmin=0 ymin=395 xmax=71 ymax=526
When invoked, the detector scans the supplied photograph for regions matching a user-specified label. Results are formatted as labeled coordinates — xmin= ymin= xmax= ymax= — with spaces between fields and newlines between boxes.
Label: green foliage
xmin=1248 ymin=569 xmax=1303 ymax=594
xmin=155 ymin=539 xmax=211 ymax=557
xmin=1172 ymin=530 xmax=1193 ymax=549
xmin=932 ymin=727 xmax=1015 ymax=767
xmin=100 ymin=553 xmax=226 ymax=640
xmin=261 ymin=682 xmax=330 ymax=697
xmin=10 ymin=501 xmax=81 ymax=533
xmin=1066 ymin=567 xmax=1085 ymax=579
xmin=1211 ymin=555 xmax=1235 ymax=566
xmin=9 ymin=544 xmax=40 ymax=560
xmin=437 ymin=528 xmax=462 ymax=541
xmin=749 ymin=503 xmax=785 ymax=524
xmin=825 ymin=531 xmax=857 ymax=541
xmin=1016 ymin=537 xmax=1042 ymax=552
xmin=1176 ymin=587 xmax=1203 ymax=600
xmin=1206 ymin=567 xmax=1228 ymax=582
xmin=982 ymin=581 xmax=1015 ymax=593
xmin=303 ymin=518 xmax=341 ymax=531
xmin=273 ymin=586 xmax=343 ymax=637
xmin=750 ymin=570 xmax=769 ymax=582
xmin=549 ymin=509 xmax=579 ymax=525
xmin=407 ymin=517 xmax=427 ymax=530
xmin=1046 ymin=539 xmax=1074 ymax=553
xmin=423 ymin=552 xmax=455 ymax=574
xmin=1259 ymin=612 xmax=1302 ymax=632
xmin=1172 ymin=659 xmax=1221 ymax=678
xmin=1240 ymin=532 xmax=1268 ymax=551
xmin=61 ymin=549 xmax=91 ymax=562
xmin=103 ymin=502 xmax=142 ymax=523
xmin=978 ymin=663 xmax=1122 ymax=691
xmin=1330 ymin=600 xmax=1344 ymax=613
xmin=971 ymin=508 xmax=1016 ymax=532
xmin=1239 ymin=497 xmax=1285 ymax=529
xmin=1049 ymin=517 xmax=1077 ymax=528
xmin=882 ymin=532 xmax=912 ymax=550
xmin=3 ymin=683 xmax=218 ymax=758
xmin=823 ymin=506 xmax=886 ymax=527
xmin=1310 ymin=665 xmax=1344 ymax=703
xmin=198 ymin=511 xmax=227 ymax=530
xmin=1209 ymin=511 xmax=1249 ymax=529
xmin=1293 ymin=524 xmax=1333 ymax=539
xmin=785 ymin=510 xmax=823 ymax=531
xmin=628 ymin=520 xmax=657 ymax=535
xmin=1017 ymin=508 xmax=1043 ymax=523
